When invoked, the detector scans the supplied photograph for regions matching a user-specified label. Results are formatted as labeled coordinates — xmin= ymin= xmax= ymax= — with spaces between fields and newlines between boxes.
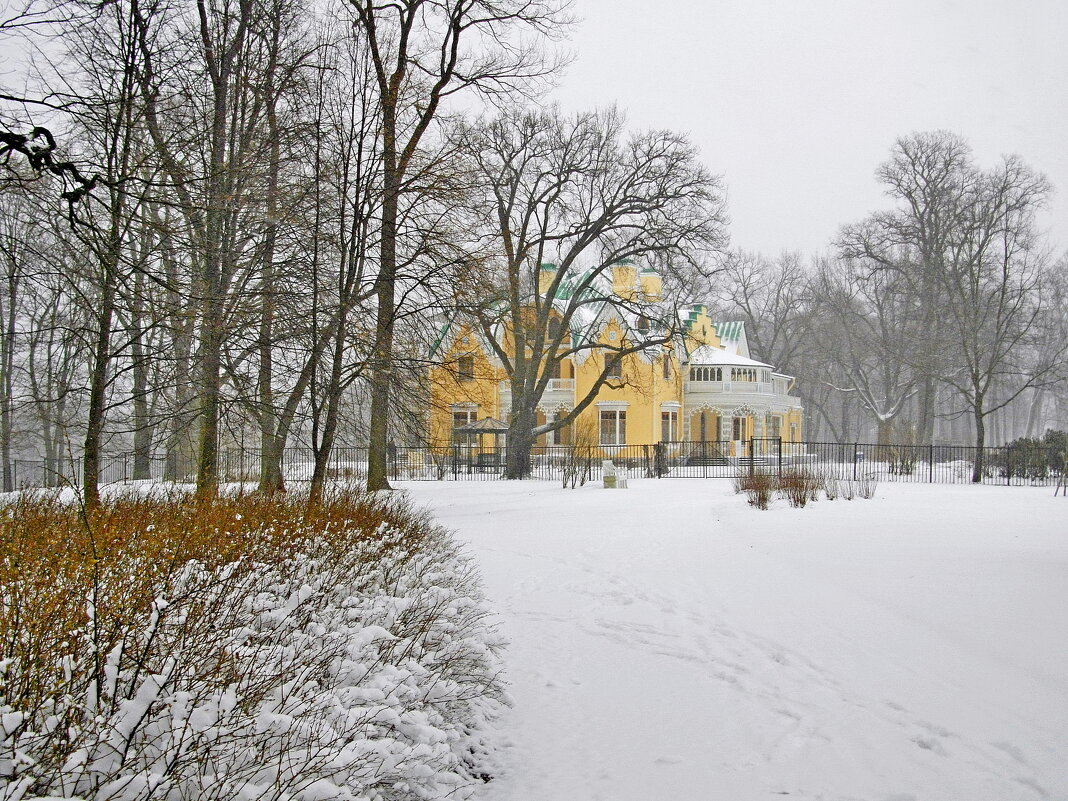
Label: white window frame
xmin=600 ymin=410 xmax=626 ymax=445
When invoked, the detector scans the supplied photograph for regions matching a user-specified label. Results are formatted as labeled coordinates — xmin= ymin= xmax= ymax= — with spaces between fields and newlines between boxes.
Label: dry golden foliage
xmin=0 ymin=488 xmax=431 ymax=723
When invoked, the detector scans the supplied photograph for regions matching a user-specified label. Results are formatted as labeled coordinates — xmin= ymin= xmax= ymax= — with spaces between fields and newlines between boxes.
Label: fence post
xmin=777 ymin=437 xmax=782 ymax=481
xmin=928 ymin=444 xmax=934 ymax=483
xmin=853 ymin=442 xmax=859 ymax=482
xmin=749 ymin=438 xmax=755 ymax=477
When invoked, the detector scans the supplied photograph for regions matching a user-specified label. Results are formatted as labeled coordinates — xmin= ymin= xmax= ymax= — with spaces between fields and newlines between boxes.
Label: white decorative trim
xmin=687 ymin=403 xmax=725 ymax=415
xmin=536 ymin=401 xmax=572 ymax=414
xmin=729 ymin=405 xmax=759 ymax=416
xmin=660 ymin=401 xmax=681 ymax=409
xmin=595 ymin=400 xmax=630 ymax=410
xmin=450 ymin=402 xmax=478 ymax=410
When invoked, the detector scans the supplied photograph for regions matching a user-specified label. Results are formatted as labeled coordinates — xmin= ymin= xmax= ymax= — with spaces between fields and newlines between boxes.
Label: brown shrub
xmin=0 ymin=487 xmax=505 ymax=798
xmin=737 ymin=471 xmax=776 ymax=510
xmin=824 ymin=477 xmax=840 ymax=500
xmin=778 ymin=469 xmax=823 ymax=508
xmin=0 ymin=488 xmax=432 ymax=740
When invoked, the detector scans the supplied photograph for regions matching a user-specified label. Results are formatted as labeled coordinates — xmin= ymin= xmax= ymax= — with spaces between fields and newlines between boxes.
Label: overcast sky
xmin=548 ymin=0 xmax=1067 ymax=258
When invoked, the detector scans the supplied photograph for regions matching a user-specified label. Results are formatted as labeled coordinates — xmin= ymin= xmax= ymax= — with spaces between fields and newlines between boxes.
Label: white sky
xmin=548 ymin=0 xmax=1067 ymax=257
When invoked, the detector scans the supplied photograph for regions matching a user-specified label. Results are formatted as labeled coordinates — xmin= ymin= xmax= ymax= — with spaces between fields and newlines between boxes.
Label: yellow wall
xmin=570 ymin=318 xmax=685 ymax=446
xmin=428 ymin=323 xmax=503 ymax=444
xmin=429 ymin=304 xmax=803 ymax=448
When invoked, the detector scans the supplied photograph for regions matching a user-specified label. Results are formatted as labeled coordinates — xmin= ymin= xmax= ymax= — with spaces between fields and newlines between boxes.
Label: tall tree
xmin=839 ymin=131 xmax=973 ymax=441
xmin=59 ymin=0 xmax=154 ymax=508
xmin=936 ymin=155 xmax=1059 ymax=480
xmin=462 ymin=106 xmax=727 ymax=478
xmin=348 ymin=0 xmax=569 ymax=491
xmin=811 ymin=255 xmax=919 ymax=443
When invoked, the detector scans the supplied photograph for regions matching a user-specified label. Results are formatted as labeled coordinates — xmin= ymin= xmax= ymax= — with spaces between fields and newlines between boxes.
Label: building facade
xmin=428 ymin=263 xmax=803 ymax=455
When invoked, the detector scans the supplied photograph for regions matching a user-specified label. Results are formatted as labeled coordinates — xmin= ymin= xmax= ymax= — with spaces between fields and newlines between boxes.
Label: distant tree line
xmin=712 ymin=133 xmax=1068 ymax=481
xmin=1 ymin=0 xmax=1064 ymax=496
xmin=0 ymin=0 xmax=732 ymax=497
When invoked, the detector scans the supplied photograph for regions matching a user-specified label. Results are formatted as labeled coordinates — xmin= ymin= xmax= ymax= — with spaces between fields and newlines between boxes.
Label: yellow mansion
xmin=427 ymin=262 xmax=803 ymax=456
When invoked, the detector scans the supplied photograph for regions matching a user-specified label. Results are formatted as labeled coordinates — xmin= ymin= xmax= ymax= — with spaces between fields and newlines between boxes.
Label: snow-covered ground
xmin=401 ymin=478 xmax=1068 ymax=801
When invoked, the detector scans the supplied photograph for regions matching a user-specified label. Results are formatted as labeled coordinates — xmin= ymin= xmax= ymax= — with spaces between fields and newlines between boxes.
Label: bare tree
xmin=936 ymin=156 xmax=1060 ymax=480
xmin=810 ymin=255 xmax=918 ymax=443
xmin=347 ymin=0 xmax=570 ymax=491
xmin=839 ymin=131 xmax=974 ymax=441
xmin=460 ymin=106 xmax=727 ymax=478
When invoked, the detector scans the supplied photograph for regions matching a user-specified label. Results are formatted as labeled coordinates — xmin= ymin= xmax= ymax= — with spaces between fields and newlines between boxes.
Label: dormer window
xmin=548 ymin=317 xmax=563 ymax=343
xmin=606 ymin=353 xmax=623 ymax=379
xmin=457 ymin=355 xmax=474 ymax=382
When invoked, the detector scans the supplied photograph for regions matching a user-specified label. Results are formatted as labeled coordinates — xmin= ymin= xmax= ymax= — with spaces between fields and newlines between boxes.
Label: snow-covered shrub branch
xmin=0 ymin=490 xmax=506 ymax=800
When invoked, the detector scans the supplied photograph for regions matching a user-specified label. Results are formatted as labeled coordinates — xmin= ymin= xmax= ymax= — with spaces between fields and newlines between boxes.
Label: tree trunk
xmin=194 ymin=0 xmax=251 ymax=499
xmin=505 ymin=404 xmax=536 ymax=479
xmin=366 ymin=125 xmax=398 ymax=492
xmin=0 ymin=268 xmax=15 ymax=493
xmin=257 ymin=267 xmax=281 ymax=491
xmin=310 ymin=313 xmax=350 ymax=503
xmin=129 ymin=271 xmax=153 ymax=480
xmin=82 ymin=259 xmax=118 ymax=509
xmin=1025 ymin=388 xmax=1045 ymax=438
xmin=257 ymin=27 xmax=284 ymax=494
xmin=971 ymin=397 xmax=986 ymax=484
xmin=876 ymin=417 xmax=894 ymax=446
xmin=917 ymin=375 xmax=936 ymax=443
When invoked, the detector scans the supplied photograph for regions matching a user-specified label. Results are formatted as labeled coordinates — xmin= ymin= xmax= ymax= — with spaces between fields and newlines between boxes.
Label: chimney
xmin=611 ymin=258 xmax=637 ymax=299
xmin=639 ymin=266 xmax=662 ymax=301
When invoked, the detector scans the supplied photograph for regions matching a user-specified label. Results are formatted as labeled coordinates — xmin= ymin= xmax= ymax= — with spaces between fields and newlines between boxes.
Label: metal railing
xmin=4 ymin=439 xmax=1064 ymax=489
xmin=656 ymin=439 xmax=1067 ymax=486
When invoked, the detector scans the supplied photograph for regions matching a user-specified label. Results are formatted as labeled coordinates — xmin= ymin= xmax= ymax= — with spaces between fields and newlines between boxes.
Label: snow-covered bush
xmin=858 ymin=474 xmax=879 ymax=499
xmin=0 ymin=489 xmax=506 ymax=801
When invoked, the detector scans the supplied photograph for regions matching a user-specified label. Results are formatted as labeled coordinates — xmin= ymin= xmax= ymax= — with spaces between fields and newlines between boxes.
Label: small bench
xmin=474 ymin=452 xmax=502 ymax=473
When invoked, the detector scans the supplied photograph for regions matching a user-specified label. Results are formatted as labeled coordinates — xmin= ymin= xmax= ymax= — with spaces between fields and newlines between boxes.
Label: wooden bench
xmin=474 ymin=452 xmax=502 ymax=473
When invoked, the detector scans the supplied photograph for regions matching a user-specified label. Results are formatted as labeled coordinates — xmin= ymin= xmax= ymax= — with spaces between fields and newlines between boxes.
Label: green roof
xmin=713 ymin=320 xmax=745 ymax=342
xmin=428 ymin=315 xmax=455 ymax=359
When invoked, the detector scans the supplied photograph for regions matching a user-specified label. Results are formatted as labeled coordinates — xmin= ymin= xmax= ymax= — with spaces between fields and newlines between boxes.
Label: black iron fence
xmin=5 ymin=439 xmax=1065 ymax=490
xmin=657 ymin=439 xmax=1067 ymax=486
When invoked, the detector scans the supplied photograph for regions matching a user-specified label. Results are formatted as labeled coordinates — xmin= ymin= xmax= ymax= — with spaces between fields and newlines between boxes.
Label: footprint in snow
xmin=654 ymin=755 xmax=684 ymax=764
xmin=911 ymin=736 xmax=948 ymax=756
xmin=991 ymin=740 xmax=1029 ymax=765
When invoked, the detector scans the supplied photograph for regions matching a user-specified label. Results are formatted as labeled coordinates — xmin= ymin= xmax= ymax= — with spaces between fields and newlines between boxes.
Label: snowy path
xmin=402 ymin=480 xmax=1068 ymax=801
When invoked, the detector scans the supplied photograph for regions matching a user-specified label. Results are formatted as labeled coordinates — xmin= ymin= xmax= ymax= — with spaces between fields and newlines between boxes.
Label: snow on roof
xmin=687 ymin=345 xmax=771 ymax=368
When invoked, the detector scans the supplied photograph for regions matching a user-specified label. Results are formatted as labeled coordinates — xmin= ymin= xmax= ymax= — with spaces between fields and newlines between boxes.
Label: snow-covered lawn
xmin=401 ymin=478 xmax=1068 ymax=801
